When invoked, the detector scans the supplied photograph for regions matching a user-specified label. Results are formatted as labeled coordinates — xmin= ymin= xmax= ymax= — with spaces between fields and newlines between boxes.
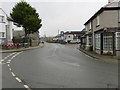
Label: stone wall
xmin=31 ymin=40 xmax=40 ymax=47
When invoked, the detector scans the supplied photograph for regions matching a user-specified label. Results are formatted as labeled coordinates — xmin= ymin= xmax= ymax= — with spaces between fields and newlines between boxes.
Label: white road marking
xmin=24 ymin=85 xmax=29 ymax=88
xmin=19 ymin=51 xmax=23 ymax=54
xmin=15 ymin=51 xmax=23 ymax=56
xmin=11 ymin=56 xmax=16 ymax=59
xmin=9 ymin=68 xmax=11 ymax=71
xmin=4 ymin=52 xmax=16 ymax=59
xmin=52 ymin=46 xmax=58 ymax=56
xmin=1 ymin=59 xmax=4 ymax=62
xmin=8 ymin=64 xmax=10 ymax=67
xmin=6 ymin=62 xmax=10 ymax=64
xmin=10 ymin=51 xmax=23 ymax=59
xmin=3 ymin=51 xmax=29 ymax=89
xmin=8 ymin=60 xmax=11 ymax=62
xmin=15 ymin=77 xmax=22 ymax=82
xmin=0 ymin=60 xmax=8 ymax=64
xmin=63 ymin=62 xmax=80 ymax=67
xmin=1 ymin=52 xmax=17 ymax=64
xmin=4 ymin=57 xmax=8 ymax=59
xmin=11 ymin=72 xmax=16 ymax=77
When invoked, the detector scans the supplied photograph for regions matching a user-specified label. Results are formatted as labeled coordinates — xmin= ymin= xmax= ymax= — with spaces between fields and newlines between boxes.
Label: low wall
xmin=85 ymin=45 xmax=93 ymax=51
xmin=31 ymin=40 xmax=39 ymax=47
xmin=116 ymin=51 xmax=120 ymax=60
xmin=95 ymin=49 xmax=101 ymax=54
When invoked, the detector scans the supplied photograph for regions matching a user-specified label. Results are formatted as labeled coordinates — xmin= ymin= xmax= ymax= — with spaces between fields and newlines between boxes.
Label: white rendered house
xmin=0 ymin=8 xmax=13 ymax=45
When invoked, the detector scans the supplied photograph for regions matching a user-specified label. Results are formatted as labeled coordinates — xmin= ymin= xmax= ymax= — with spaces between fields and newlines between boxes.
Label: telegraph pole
xmin=58 ymin=30 xmax=59 ymax=35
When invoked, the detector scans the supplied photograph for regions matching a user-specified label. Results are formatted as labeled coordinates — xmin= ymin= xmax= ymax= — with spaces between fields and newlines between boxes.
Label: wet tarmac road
xmin=2 ymin=43 xmax=118 ymax=88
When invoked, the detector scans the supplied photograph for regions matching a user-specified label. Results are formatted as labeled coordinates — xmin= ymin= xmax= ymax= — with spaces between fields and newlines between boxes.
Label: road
xmin=1 ymin=43 xmax=118 ymax=88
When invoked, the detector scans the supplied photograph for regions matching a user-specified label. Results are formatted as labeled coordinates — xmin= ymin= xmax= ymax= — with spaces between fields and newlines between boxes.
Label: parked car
xmin=41 ymin=41 xmax=44 ymax=44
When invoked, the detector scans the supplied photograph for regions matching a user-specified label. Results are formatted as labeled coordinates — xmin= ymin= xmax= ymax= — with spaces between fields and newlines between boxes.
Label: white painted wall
xmin=0 ymin=8 xmax=13 ymax=44
xmin=64 ymin=34 xmax=73 ymax=41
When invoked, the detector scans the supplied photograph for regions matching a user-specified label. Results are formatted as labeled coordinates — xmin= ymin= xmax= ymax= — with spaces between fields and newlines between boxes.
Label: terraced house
xmin=83 ymin=1 xmax=120 ymax=57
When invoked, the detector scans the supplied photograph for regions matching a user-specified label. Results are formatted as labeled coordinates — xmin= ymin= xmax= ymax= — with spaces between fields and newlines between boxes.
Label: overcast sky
xmin=1 ymin=0 xmax=108 ymax=37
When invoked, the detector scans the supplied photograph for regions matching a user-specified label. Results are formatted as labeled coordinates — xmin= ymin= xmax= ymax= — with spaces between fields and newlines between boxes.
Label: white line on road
xmin=15 ymin=51 xmax=23 ymax=56
xmin=11 ymin=51 xmax=23 ymax=59
xmin=11 ymin=55 xmax=16 ymax=59
xmin=8 ymin=64 xmax=10 ymax=67
xmin=11 ymin=72 xmax=16 ymax=77
xmin=1 ymin=52 xmax=17 ymax=64
xmin=4 ymin=52 xmax=17 ymax=59
xmin=6 ymin=62 xmax=10 ymax=64
xmin=9 ymin=68 xmax=11 ymax=71
xmin=8 ymin=60 xmax=11 ymax=62
xmin=3 ymin=51 xmax=31 ymax=89
xmin=1 ymin=59 xmax=4 ymax=62
xmin=15 ymin=77 xmax=22 ymax=82
xmin=63 ymin=62 xmax=80 ymax=67
xmin=52 ymin=46 xmax=58 ymax=56
xmin=24 ymin=85 xmax=29 ymax=88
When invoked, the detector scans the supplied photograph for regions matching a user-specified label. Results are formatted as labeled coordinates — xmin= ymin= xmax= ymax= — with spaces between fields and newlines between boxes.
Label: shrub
xmin=106 ymin=51 xmax=112 ymax=55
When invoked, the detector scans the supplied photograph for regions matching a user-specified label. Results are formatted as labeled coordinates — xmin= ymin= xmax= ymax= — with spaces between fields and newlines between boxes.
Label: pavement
xmin=2 ymin=43 xmax=118 ymax=88
xmin=78 ymin=47 xmax=118 ymax=64
xmin=0 ymin=44 xmax=44 ymax=53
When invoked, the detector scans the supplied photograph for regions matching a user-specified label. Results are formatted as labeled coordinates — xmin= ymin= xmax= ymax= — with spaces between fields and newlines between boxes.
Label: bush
xmin=106 ymin=51 xmax=112 ymax=55
xmin=12 ymin=37 xmax=25 ymax=43
xmin=46 ymin=40 xmax=57 ymax=43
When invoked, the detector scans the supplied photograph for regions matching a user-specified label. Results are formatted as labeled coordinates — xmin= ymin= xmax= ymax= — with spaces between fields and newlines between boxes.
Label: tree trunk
xmin=24 ymin=27 xmax=28 ymax=43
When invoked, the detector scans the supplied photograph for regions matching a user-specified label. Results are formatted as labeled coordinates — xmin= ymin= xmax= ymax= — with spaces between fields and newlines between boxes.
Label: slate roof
xmin=84 ymin=1 xmax=120 ymax=25
xmin=104 ymin=1 xmax=120 ymax=7
xmin=64 ymin=31 xmax=85 ymax=34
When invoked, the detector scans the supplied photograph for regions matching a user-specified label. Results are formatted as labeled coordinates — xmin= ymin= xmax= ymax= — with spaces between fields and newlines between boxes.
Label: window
xmin=2 ymin=32 xmax=5 ymax=37
xmin=2 ymin=16 xmax=4 ymax=22
xmin=89 ymin=22 xmax=92 ymax=30
xmin=116 ymin=32 xmax=120 ymax=50
xmin=0 ymin=16 xmax=5 ymax=23
xmin=88 ymin=36 xmax=92 ymax=45
xmin=85 ymin=26 xmax=88 ymax=31
xmin=0 ymin=32 xmax=5 ymax=38
xmin=103 ymin=33 xmax=113 ymax=51
xmin=118 ymin=10 xmax=120 ymax=22
xmin=82 ymin=38 xmax=86 ymax=44
xmin=96 ymin=16 xmax=100 ymax=26
xmin=0 ymin=16 xmax=2 ymax=22
xmin=95 ymin=34 xmax=100 ymax=49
